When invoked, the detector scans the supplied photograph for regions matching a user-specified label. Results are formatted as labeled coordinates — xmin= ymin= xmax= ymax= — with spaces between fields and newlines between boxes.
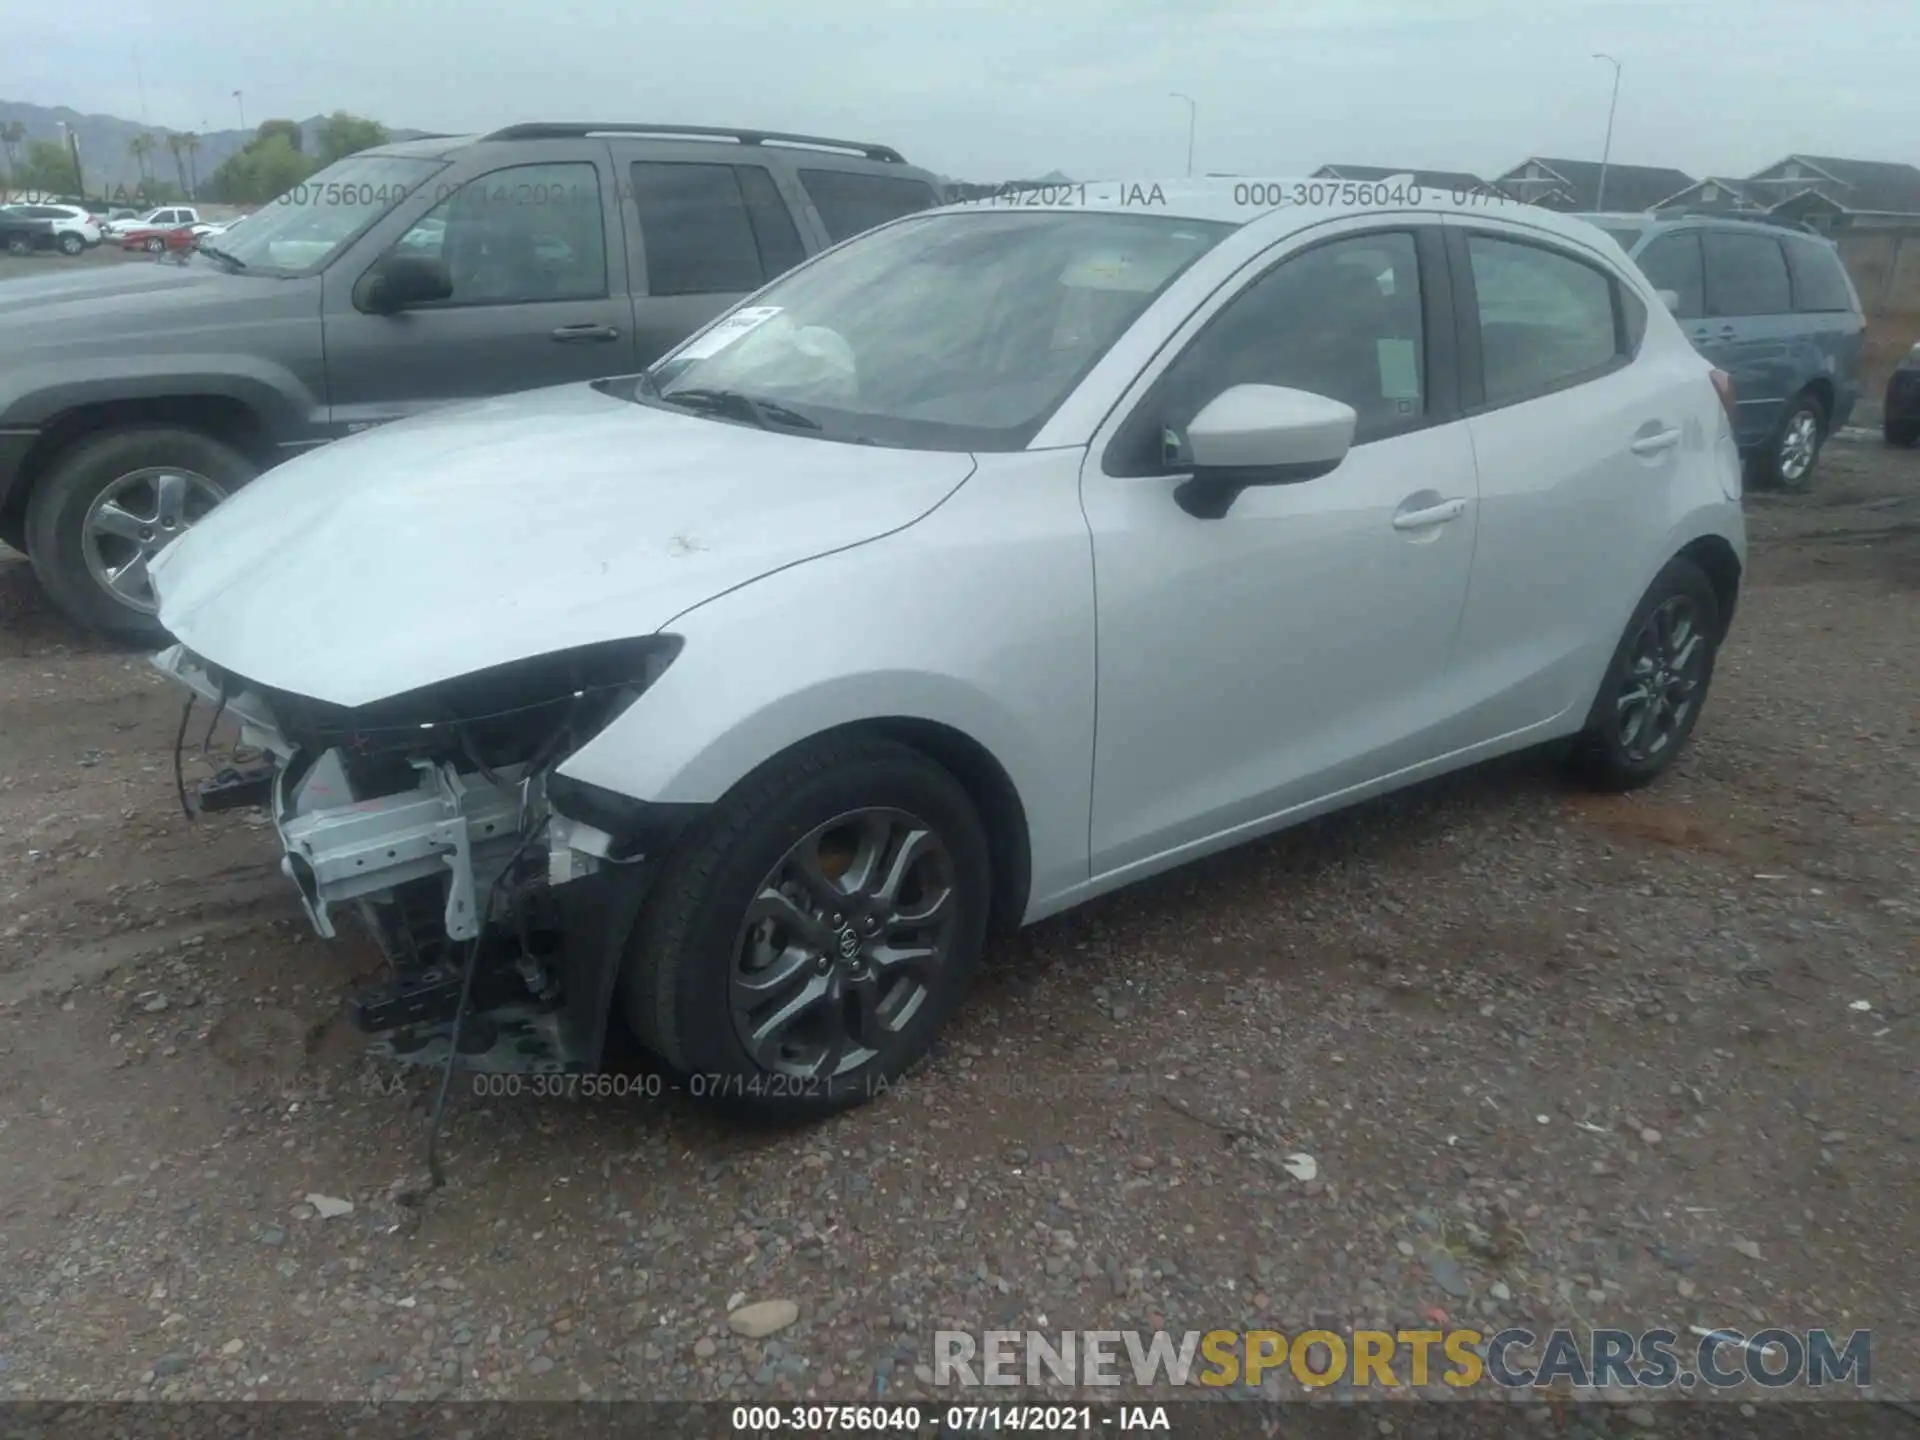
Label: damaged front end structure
xmin=154 ymin=636 xmax=682 ymax=1074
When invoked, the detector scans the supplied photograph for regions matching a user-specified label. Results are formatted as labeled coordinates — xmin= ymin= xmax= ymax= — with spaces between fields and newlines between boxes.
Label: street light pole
xmin=233 ymin=90 xmax=247 ymax=132
xmin=1592 ymin=54 xmax=1622 ymax=210
xmin=1169 ymin=93 xmax=1196 ymax=178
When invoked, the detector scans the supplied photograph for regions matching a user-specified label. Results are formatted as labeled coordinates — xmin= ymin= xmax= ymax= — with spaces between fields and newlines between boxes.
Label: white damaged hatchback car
xmin=150 ymin=180 xmax=1746 ymax=1118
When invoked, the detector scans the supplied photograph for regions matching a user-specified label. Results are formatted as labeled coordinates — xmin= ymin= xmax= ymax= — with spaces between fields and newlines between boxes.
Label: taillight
xmin=1709 ymin=368 xmax=1737 ymax=428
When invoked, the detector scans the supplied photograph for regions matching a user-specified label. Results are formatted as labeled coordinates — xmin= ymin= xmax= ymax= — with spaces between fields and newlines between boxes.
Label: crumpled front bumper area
xmin=152 ymin=644 xmax=653 ymax=1073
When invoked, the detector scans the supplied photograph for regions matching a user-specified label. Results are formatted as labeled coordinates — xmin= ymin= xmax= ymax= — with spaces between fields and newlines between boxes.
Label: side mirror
xmin=1655 ymin=288 xmax=1682 ymax=314
xmin=354 ymin=251 xmax=453 ymax=315
xmin=1173 ymin=384 xmax=1357 ymax=519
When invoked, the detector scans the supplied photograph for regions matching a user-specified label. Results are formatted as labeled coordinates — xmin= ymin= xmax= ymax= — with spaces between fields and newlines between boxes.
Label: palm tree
xmin=128 ymin=132 xmax=155 ymax=190
xmin=181 ymin=132 xmax=202 ymax=199
xmin=165 ymin=133 xmax=190 ymax=200
xmin=1 ymin=121 xmax=26 ymax=185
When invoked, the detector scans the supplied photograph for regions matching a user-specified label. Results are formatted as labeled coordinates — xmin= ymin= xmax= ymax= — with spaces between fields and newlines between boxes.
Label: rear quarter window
xmin=1783 ymin=238 xmax=1856 ymax=313
xmin=798 ymin=169 xmax=940 ymax=244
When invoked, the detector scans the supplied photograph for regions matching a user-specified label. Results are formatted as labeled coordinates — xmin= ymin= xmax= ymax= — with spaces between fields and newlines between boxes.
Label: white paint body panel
xmin=152 ymin=184 xmax=1746 ymax=927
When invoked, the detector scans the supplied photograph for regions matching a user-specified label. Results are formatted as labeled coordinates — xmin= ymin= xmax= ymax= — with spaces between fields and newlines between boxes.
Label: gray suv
xmin=1579 ymin=211 xmax=1863 ymax=492
xmin=0 ymin=123 xmax=945 ymax=639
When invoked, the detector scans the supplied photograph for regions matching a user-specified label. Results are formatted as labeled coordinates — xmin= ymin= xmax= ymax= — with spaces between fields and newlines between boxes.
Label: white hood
xmin=152 ymin=383 xmax=976 ymax=706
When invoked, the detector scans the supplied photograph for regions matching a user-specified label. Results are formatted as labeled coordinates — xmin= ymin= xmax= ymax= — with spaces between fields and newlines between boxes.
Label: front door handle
xmin=1630 ymin=427 xmax=1683 ymax=456
xmin=552 ymin=323 xmax=620 ymax=343
xmin=1391 ymin=496 xmax=1468 ymax=531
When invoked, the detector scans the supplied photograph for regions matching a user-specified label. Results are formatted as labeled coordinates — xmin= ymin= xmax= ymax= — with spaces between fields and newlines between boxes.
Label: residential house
xmin=1310 ymin=163 xmax=1497 ymax=197
xmin=1736 ymin=155 xmax=1920 ymax=231
xmin=1647 ymin=176 xmax=1764 ymax=215
xmin=1491 ymin=157 xmax=1696 ymax=212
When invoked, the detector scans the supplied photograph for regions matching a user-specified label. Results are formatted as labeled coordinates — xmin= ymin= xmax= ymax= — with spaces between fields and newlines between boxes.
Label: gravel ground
xmin=0 ymin=432 xmax=1915 ymax=1409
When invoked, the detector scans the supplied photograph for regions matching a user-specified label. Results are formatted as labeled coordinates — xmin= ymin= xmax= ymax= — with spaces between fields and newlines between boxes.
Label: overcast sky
xmin=10 ymin=0 xmax=1915 ymax=181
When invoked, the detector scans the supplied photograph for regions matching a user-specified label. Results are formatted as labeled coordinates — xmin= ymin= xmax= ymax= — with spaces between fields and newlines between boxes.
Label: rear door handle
xmin=552 ymin=323 xmax=620 ymax=343
xmin=1391 ymin=497 xmax=1468 ymax=530
xmin=1630 ymin=427 xmax=1683 ymax=456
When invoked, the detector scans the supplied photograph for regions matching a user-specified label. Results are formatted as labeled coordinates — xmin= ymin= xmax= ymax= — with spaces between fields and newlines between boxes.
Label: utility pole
xmin=233 ymin=90 xmax=247 ymax=132
xmin=1169 ymin=93 xmax=1196 ymax=178
xmin=134 ymin=51 xmax=150 ymax=127
xmin=1593 ymin=54 xmax=1622 ymax=210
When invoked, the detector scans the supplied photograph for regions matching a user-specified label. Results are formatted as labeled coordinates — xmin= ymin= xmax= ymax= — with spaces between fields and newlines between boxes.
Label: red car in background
xmin=118 ymin=222 xmax=196 ymax=253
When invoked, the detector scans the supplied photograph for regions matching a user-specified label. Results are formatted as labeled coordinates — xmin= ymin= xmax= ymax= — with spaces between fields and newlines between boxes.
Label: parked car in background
xmin=0 ymin=122 xmax=945 ymax=639
xmin=1 ymin=203 xmax=102 ymax=255
xmin=1578 ymin=211 xmax=1862 ymax=491
xmin=147 ymin=181 xmax=1746 ymax=1116
xmin=102 ymin=205 xmax=200 ymax=238
xmin=0 ymin=206 xmax=58 ymax=256
xmin=1886 ymin=341 xmax=1920 ymax=448
xmin=118 ymin=220 xmax=199 ymax=253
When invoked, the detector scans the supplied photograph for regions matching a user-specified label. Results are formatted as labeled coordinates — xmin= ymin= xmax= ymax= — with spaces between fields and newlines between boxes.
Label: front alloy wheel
xmin=622 ymin=734 xmax=992 ymax=1120
xmin=81 ymin=467 xmax=228 ymax=614
xmin=732 ymin=808 xmax=959 ymax=1080
xmin=58 ymin=231 xmax=84 ymax=256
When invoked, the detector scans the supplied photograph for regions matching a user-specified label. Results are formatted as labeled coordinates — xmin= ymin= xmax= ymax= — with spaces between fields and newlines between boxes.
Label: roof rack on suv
xmin=1657 ymin=207 xmax=1821 ymax=235
xmin=479 ymin=123 xmax=907 ymax=164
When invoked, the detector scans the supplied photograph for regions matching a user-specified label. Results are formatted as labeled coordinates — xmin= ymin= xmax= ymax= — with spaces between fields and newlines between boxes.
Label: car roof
xmin=936 ymin=177 xmax=1620 ymax=247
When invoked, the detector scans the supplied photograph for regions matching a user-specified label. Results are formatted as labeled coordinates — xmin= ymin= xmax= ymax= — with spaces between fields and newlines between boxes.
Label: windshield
xmin=199 ymin=153 xmax=444 ymax=273
xmin=641 ymin=209 xmax=1234 ymax=450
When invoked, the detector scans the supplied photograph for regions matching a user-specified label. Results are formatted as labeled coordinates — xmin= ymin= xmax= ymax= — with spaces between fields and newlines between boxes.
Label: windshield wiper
xmin=659 ymin=387 xmax=822 ymax=432
xmin=195 ymin=242 xmax=247 ymax=272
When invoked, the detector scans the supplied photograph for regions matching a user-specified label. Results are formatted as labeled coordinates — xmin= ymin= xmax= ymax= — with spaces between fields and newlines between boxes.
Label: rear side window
xmin=630 ymin=161 xmax=802 ymax=296
xmin=797 ymin=169 xmax=939 ymax=244
xmin=1702 ymin=231 xmax=1791 ymax=317
xmin=1635 ymin=232 xmax=1704 ymax=319
xmin=1466 ymin=234 xmax=1621 ymax=406
xmin=1783 ymin=238 xmax=1855 ymax=313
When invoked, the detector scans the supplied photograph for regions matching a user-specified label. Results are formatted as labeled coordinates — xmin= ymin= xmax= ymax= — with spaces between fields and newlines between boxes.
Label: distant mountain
xmin=0 ymin=99 xmax=430 ymax=196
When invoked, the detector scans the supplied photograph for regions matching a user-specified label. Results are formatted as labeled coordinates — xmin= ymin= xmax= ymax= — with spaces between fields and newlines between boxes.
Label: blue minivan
xmin=1578 ymin=212 xmax=1864 ymax=491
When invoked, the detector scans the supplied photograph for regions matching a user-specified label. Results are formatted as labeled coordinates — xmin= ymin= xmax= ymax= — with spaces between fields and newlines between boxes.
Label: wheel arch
xmin=1676 ymin=532 xmax=1742 ymax=640
xmin=6 ymin=394 xmax=279 ymax=541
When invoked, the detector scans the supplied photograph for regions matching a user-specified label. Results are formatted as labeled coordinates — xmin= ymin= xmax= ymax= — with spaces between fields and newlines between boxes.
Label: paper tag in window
xmin=1376 ymin=338 xmax=1420 ymax=401
xmin=674 ymin=306 xmax=784 ymax=360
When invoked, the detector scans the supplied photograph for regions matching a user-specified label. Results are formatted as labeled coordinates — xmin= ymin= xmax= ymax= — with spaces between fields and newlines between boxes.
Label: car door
xmin=1081 ymin=222 xmax=1481 ymax=879
xmin=1441 ymin=217 xmax=1682 ymax=734
xmin=320 ymin=150 xmax=635 ymax=431
xmin=1696 ymin=228 xmax=1796 ymax=447
xmin=608 ymin=148 xmax=814 ymax=367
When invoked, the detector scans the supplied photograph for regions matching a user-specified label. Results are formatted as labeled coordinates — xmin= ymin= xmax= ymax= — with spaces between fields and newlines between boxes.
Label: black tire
xmin=144 ymin=236 xmax=165 ymax=253
xmin=57 ymin=231 xmax=84 ymax=256
xmin=623 ymin=734 xmax=992 ymax=1123
xmin=1755 ymin=390 xmax=1827 ymax=491
xmin=24 ymin=427 xmax=256 ymax=642
xmin=1567 ymin=556 xmax=1722 ymax=793
xmin=1885 ymin=416 xmax=1920 ymax=448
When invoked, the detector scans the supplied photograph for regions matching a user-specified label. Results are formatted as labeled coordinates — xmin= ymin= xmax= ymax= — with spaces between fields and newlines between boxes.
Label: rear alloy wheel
xmin=24 ymin=427 xmax=256 ymax=641
xmin=5 ymin=236 xmax=29 ymax=257
xmin=623 ymin=735 xmax=991 ymax=1121
xmin=57 ymin=231 xmax=84 ymax=256
xmin=1569 ymin=556 xmax=1722 ymax=792
xmin=1760 ymin=394 xmax=1826 ymax=491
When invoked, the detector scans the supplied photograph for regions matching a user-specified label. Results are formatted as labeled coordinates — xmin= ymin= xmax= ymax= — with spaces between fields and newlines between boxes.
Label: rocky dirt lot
xmin=0 ymin=433 xmax=1915 ymax=1411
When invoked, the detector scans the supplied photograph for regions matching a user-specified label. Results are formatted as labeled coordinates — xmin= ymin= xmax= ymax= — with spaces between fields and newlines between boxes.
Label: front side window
xmin=1636 ymin=232 xmax=1704 ymax=319
xmin=1702 ymin=231 xmax=1791 ymax=317
xmin=203 ymin=153 xmax=443 ymax=273
xmin=1109 ymin=231 xmax=1427 ymax=476
xmin=630 ymin=161 xmax=803 ymax=297
xmin=1467 ymin=233 xmax=1620 ymax=405
xmin=640 ymin=210 xmax=1233 ymax=451
xmin=393 ymin=162 xmax=607 ymax=304
xmin=798 ymin=169 xmax=940 ymax=244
